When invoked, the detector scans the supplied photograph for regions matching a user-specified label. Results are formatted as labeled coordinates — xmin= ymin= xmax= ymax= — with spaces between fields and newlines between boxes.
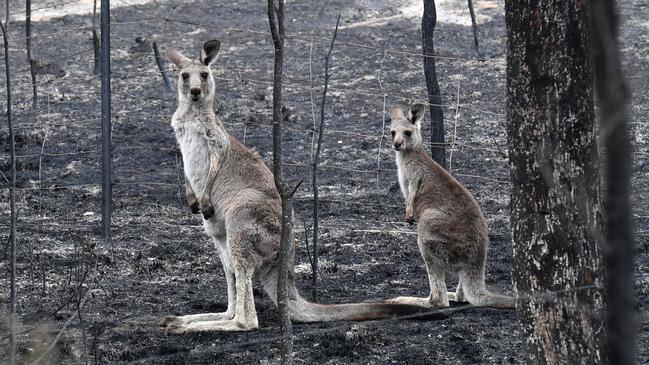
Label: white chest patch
xmin=172 ymin=118 xmax=211 ymax=196
xmin=395 ymin=153 xmax=408 ymax=199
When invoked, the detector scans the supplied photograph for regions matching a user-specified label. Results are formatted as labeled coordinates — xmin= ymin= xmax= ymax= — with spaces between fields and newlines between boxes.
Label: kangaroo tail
xmin=289 ymin=293 xmax=440 ymax=322
xmin=260 ymin=268 xmax=438 ymax=322
xmin=468 ymin=289 xmax=516 ymax=309
xmin=460 ymin=271 xmax=516 ymax=309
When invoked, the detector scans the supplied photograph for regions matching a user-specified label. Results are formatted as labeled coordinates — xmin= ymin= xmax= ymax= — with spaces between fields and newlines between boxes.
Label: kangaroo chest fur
xmin=172 ymin=108 xmax=228 ymax=198
xmin=395 ymin=152 xmax=410 ymax=199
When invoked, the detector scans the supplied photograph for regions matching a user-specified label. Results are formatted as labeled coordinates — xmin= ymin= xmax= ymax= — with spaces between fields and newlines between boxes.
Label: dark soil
xmin=0 ymin=0 xmax=647 ymax=364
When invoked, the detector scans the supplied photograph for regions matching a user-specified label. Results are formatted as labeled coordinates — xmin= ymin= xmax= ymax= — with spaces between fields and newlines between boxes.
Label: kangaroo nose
xmin=190 ymin=87 xmax=201 ymax=97
xmin=394 ymin=141 xmax=402 ymax=149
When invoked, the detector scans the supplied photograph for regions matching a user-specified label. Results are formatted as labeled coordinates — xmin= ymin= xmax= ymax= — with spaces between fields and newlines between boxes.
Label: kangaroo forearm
xmin=404 ymin=176 xmax=420 ymax=224
xmin=186 ymin=181 xmax=197 ymax=201
xmin=406 ymin=177 xmax=420 ymax=211
xmin=185 ymin=181 xmax=200 ymax=214
xmin=200 ymin=153 xmax=223 ymax=204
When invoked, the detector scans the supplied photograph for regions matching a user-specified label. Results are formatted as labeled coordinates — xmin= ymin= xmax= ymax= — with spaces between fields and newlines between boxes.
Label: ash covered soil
xmin=0 ymin=0 xmax=647 ymax=363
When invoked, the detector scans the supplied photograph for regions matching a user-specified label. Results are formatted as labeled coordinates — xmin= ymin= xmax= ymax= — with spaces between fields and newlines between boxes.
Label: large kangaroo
xmin=162 ymin=40 xmax=429 ymax=334
xmin=387 ymin=103 xmax=514 ymax=309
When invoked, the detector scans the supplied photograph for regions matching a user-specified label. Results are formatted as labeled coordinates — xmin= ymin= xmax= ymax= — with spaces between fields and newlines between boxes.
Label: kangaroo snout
xmin=190 ymin=87 xmax=202 ymax=99
xmin=393 ymin=141 xmax=403 ymax=150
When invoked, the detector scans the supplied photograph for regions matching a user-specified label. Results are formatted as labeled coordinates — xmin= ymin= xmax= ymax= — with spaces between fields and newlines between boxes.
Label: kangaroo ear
xmin=200 ymin=40 xmax=221 ymax=66
xmin=408 ymin=103 xmax=426 ymax=125
xmin=166 ymin=48 xmax=191 ymax=68
xmin=388 ymin=106 xmax=405 ymax=122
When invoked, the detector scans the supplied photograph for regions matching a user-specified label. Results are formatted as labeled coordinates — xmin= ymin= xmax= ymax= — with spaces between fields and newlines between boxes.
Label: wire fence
xmin=0 ymin=0 xmax=599 ymax=363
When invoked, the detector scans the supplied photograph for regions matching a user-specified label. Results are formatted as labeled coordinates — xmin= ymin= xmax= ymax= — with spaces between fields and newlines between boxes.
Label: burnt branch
xmin=1 ymin=17 xmax=17 ymax=365
xmin=311 ymin=14 xmax=340 ymax=302
xmin=26 ymin=0 xmax=37 ymax=108
xmin=152 ymin=41 xmax=172 ymax=91
xmin=92 ymin=0 xmax=99 ymax=75
xmin=466 ymin=0 xmax=480 ymax=57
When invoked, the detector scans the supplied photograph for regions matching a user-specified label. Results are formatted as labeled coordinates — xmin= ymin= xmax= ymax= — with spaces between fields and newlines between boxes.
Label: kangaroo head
xmin=166 ymin=40 xmax=221 ymax=105
xmin=389 ymin=103 xmax=425 ymax=152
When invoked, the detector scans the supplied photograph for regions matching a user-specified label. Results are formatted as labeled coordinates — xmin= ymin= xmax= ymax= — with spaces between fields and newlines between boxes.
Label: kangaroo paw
xmin=161 ymin=315 xmax=182 ymax=327
xmin=201 ymin=204 xmax=215 ymax=219
xmin=189 ymin=200 xmax=200 ymax=214
xmin=405 ymin=215 xmax=416 ymax=225
xmin=165 ymin=323 xmax=187 ymax=335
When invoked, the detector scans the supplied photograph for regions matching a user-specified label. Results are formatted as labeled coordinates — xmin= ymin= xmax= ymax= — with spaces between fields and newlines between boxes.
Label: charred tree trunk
xmin=267 ymin=1 xmax=293 ymax=364
xmin=506 ymin=0 xmax=604 ymax=364
xmin=422 ymin=0 xmax=445 ymax=168
xmin=590 ymin=0 xmax=635 ymax=363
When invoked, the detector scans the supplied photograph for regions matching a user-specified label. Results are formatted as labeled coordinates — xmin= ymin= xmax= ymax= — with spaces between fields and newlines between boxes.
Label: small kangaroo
xmin=162 ymin=40 xmax=429 ymax=334
xmin=387 ymin=103 xmax=514 ymax=309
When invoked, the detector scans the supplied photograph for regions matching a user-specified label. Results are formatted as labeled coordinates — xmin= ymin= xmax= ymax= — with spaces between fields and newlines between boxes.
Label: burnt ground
xmin=0 ymin=0 xmax=647 ymax=363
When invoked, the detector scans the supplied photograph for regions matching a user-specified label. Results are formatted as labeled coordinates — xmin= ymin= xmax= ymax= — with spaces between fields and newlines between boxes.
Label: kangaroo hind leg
xmin=447 ymin=280 xmax=466 ymax=303
xmin=458 ymin=270 xmax=515 ymax=309
xmin=162 ymin=267 xmax=236 ymax=328
xmin=388 ymin=236 xmax=451 ymax=308
xmin=166 ymin=230 xmax=259 ymax=334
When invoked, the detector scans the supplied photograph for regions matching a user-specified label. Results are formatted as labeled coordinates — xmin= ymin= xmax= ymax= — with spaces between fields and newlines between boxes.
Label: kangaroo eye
xmin=390 ymin=131 xmax=396 ymax=137
xmin=404 ymin=131 xmax=412 ymax=137
xmin=200 ymin=71 xmax=209 ymax=79
xmin=181 ymin=72 xmax=189 ymax=80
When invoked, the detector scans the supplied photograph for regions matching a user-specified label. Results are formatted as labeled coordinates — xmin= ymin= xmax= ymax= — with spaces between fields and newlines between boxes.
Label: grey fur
xmin=387 ymin=103 xmax=515 ymax=309
xmin=162 ymin=41 xmax=429 ymax=334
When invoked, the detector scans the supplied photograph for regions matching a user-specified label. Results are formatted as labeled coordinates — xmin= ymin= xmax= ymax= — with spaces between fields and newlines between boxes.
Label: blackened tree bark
xmin=590 ymin=0 xmax=634 ymax=363
xmin=506 ymin=1 xmax=604 ymax=364
xmin=267 ymin=1 xmax=293 ymax=364
xmin=422 ymin=0 xmax=445 ymax=168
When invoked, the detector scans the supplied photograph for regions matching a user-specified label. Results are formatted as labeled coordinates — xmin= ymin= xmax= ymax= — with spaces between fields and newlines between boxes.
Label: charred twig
xmin=30 ymin=257 xmax=96 ymax=365
xmin=1 ymin=16 xmax=17 ymax=365
xmin=302 ymin=218 xmax=314 ymax=269
xmin=311 ymin=14 xmax=340 ymax=302
xmin=31 ymin=286 xmax=98 ymax=365
xmin=75 ymin=260 xmax=94 ymax=365
xmin=467 ymin=0 xmax=480 ymax=56
xmin=590 ymin=0 xmax=634 ymax=363
xmin=92 ymin=0 xmax=100 ymax=75
xmin=301 ymin=218 xmax=330 ymax=296
xmin=152 ymin=41 xmax=172 ymax=91
xmin=38 ymin=128 xmax=48 ymax=209
xmin=287 ymin=178 xmax=304 ymax=199
xmin=26 ymin=0 xmax=37 ymax=108
xmin=76 ymin=299 xmax=89 ymax=365
xmin=0 ymin=169 xmax=9 ymax=184
xmin=267 ymin=1 xmax=292 ymax=363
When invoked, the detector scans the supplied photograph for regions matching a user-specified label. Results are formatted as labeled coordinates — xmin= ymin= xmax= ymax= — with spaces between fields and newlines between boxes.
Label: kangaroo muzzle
xmin=190 ymin=87 xmax=202 ymax=100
